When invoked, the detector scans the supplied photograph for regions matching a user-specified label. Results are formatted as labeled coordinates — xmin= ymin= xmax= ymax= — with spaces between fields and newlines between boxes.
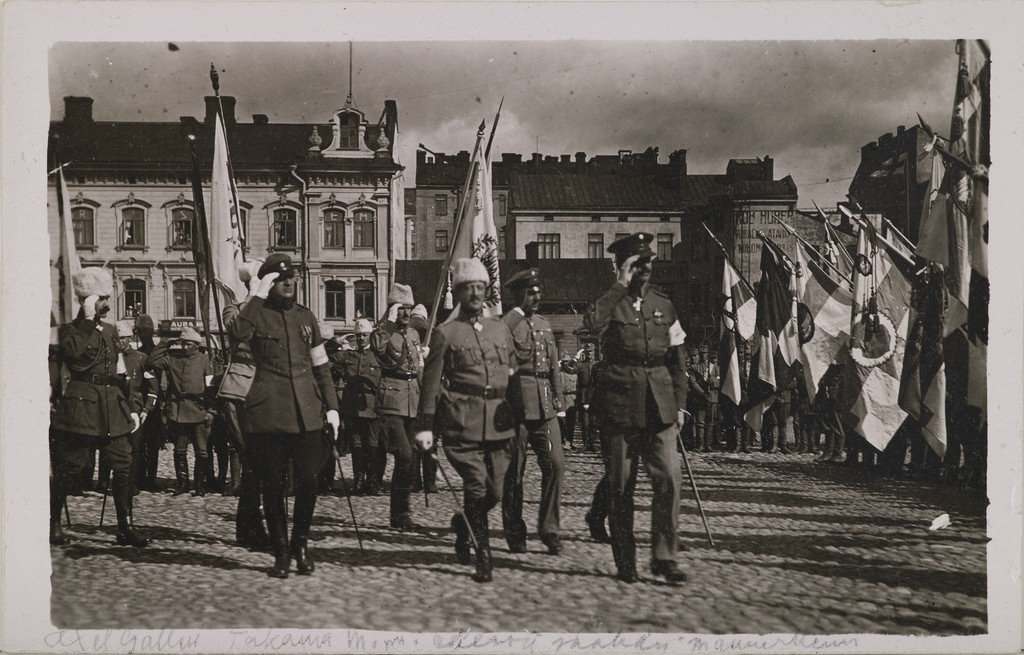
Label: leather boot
xmin=468 ymin=502 xmax=492 ymax=583
xmin=829 ymin=431 xmax=847 ymax=463
xmin=290 ymin=536 xmax=314 ymax=575
xmin=266 ymin=507 xmax=290 ymax=579
xmin=173 ymin=453 xmax=190 ymax=495
xmin=113 ymin=473 xmax=150 ymax=547
xmin=422 ymin=451 xmax=438 ymax=493
xmin=227 ymin=451 xmax=242 ymax=496
xmin=49 ymin=476 xmax=71 ymax=545
xmin=451 ymin=513 xmax=472 ymax=565
xmin=192 ymin=458 xmax=207 ymax=497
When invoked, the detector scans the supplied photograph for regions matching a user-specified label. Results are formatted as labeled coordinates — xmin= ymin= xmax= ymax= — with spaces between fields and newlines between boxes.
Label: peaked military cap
xmin=258 ymin=252 xmax=296 ymax=279
xmin=506 ymin=268 xmax=541 ymax=292
xmin=608 ymin=232 xmax=656 ymax=260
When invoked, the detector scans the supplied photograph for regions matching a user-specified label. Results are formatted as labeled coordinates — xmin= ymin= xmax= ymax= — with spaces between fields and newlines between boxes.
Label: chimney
xmin=575 ymin=152 xmax=586 ymax=173
xmin=253 ymin=114 xmax=269 ymax=125
xmin=63 ymin=97 xmax=93 ymax=123
xmin=560 ymin=154 xmax=571 ymax=164
xmin=524 ymin=241 xmax=540 ymax=264
xmin=384 ymin=99 xmax=398 ymax=145
xmin=205 ymin=96 xmax=236 ymax=126
xmin=532 ymin=152 xmax=542 ymax=163
xmin=762 ymin=155 xmax=773 ymax=180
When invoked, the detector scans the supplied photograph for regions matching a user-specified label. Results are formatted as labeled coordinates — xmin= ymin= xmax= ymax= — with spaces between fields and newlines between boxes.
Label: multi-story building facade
xmin=48 ymin=94 xmax=404 ymax=336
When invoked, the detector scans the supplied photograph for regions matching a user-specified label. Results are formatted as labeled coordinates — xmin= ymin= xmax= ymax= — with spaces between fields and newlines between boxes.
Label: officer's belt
xmin=70 ymin=372 xmax=123 ymax=386
xmin=384 ymin=371 xmax=418 ymax=380
xmin=516 ymin=371 xmax=551 ymax=379
xmin=606 ymin=355 xmax=665 ymax=368
xmin=445 ymin=380 xmax=506 ymax=399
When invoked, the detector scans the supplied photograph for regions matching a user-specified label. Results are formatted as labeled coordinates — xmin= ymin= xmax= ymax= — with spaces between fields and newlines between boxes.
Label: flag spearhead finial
xmin=210 ymin=63 xmax=219 ymax=93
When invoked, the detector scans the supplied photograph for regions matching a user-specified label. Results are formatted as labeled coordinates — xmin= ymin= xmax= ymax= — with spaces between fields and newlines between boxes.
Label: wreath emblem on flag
xmin=855 ymin=254 xmax=873 ymax=276
xmin=851 ymin=311 xmax=896 ymax=368
xmin=797 ymin=302 xmax=815 ymax=345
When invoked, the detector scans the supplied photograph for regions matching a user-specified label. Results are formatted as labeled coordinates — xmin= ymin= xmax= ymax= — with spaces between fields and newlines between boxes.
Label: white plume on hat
xmin=72 ymin=267 xmax=113 ymax=300
xmin=353 ymin=318 xmax=374 ymax=334
xmin=451 ymin=257 xmax=488 ymax=287
xmin=387 ymin=283 xmax=414 ymax=307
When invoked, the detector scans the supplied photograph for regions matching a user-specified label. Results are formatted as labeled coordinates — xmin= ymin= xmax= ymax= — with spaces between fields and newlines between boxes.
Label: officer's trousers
xmin=502 ymin=417 xmax=564 ymax=543
xmin=444 ymin=437 xmax=513 ymax=510
xmin=604 ymin=420 xmax=681 ymax=569
xmin=380 ymin=414 xmax=416 ymax=518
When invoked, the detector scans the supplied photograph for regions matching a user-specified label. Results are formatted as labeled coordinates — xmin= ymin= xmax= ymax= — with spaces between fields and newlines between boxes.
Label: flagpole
xmin=839 ymin=205 xmax=915 ymax=269
xmin=770 ymin=214 xmax=852 ymax=288
xmin=424 ymin=123 xmax=486 ymax=346
xmin=882 ymin=216 xmax=916 ymax=251
xmin=484 ymin=97 xmax=503 ymax=159
xmin=188 ymin=135 xmax=228 ymax=356
xmin=700 ymin=222 xmax=755 ymax=296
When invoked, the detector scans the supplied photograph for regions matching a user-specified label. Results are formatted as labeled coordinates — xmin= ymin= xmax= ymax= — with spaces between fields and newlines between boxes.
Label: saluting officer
xmin=585 ymin=233 xmax=689 ymax=583
xmin=331 ymin=318 xmax=384 ymax=494
xmin=370 ymin=283 xmax=424 ymax=531
xmin=229 ymin=253 xmax=340 ymax=578
xmin=50 ymin=267 xmax=149 ymax=547
xmin=414 ymin=257 xmax=518 ymax=583
xmin=500 ymin=268 xmax=567 ymax=556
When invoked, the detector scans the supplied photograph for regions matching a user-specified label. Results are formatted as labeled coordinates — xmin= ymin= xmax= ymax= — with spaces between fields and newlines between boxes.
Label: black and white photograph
xmin=2 ymin=2 xmax=1022 ymax=654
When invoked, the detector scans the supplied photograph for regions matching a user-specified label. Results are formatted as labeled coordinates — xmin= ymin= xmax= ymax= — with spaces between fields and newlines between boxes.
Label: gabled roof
xmin=682 ymin=174 xmax=728 ymax=205
xmin=416 ymin=161 xmax=512 ymax=188
xmin=511 ymin=174 xmax=684 ymax=212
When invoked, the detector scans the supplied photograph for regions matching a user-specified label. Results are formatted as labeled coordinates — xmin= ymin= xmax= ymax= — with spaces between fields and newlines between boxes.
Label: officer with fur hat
xmin=414 ymin=257 xmax=518 ymax=582
xmin=50 ymin=267 xmax=150 ymax=547
xmin=370 ymin=282 xmax=426 ymax=530
xmin=147 ymin=325 xmax=216 ymax=496
xmin=584 ymin=232 xmax=689 ymax=583
xmin=229 ymin=252 xmax=340 ymax=578
xmin=330 ymin=318 xmax=384 ymax=494
xmin=500 ymin=268 xmax=567 ymax=556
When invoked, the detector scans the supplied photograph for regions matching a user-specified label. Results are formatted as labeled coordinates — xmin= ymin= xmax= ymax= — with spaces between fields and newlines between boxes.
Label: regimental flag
xmin=743 ymin=237 xmax=799 ymax=432
xmin=56 ymin=165 xmax=82 ymax=324
xmin=841 ymin=222 xmax=913 ymax=452
xmin=188 ymin=139 xmax=213 ymax=346
xmin=899 ymin=265 xmax=947 ymax=457
xmin=719 ymin=258 xmax=755 ymax=407
xmin=449 ymin=121 xmax=501 ymax=318
xmin=210 ymin=108 xmax=247 ymax=306
xmin=823 ymin=220 xmax=854 ymax=284
xmin=795 ymin=242 xmax=853 ymax=401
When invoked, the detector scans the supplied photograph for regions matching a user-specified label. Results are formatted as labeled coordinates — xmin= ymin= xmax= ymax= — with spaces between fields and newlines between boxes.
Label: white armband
xmin=116 ymin=353 xmax=127 ymax=375
xmin=668 ymin=320 xmax=687 ymax=347
xmin=310 ymin=343 xmax=328 ymax=367
xmin=204 ymin=375 xmax=214 ymax=386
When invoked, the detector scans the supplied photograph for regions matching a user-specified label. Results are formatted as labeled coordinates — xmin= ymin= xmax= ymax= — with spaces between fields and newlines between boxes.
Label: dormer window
xmin=339 ymin=112 xmax=359 ymax=149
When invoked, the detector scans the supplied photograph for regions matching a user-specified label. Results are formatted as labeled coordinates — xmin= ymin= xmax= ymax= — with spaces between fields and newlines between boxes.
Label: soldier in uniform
xmin=556 ymin=353 xmax=578 ymax=450
xmin=704 ymin=347 xmax=721 ymax=450
xmin=50 ymin=267 xmax=149 ymax=547
xmin=133 ymin=314 xmax=164 ymax=491
xmin=500 ymin=268 xmax=567 ymax=556
xmin=147 ymin=326 xmax=215 ymax=496
xmin=229 ymin=253 xmax=340 ymax=578
xmin=571 ymin=343 xmax=597 ymax=450
xmin=116 ymin=320 xmax=156 ymax=495
xmin=686 ymin=347 xmax=710 ymax=452
xmin=331 ymin=318 xmax=384 ymax=494
xmin=585 ymin=233 xmax=689 ymax=583
xmin=414 ymin=257 xmax=518 ymax=583
xmin=370 ymin=283 xmax=424 ymax=530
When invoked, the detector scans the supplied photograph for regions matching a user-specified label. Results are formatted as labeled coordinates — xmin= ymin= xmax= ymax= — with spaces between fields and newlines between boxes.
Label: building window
xmin=339 ymin=112 xmax=359 ymax=149
xmin=172 ymin=279 xmax=196 ymax=318
xmin=434 ymin=194 xmax=448 ymax=216
xmin=354 ymin=280 xmax=374 ymax=319
xmin=497 ymin=194 xmax=507 ymax=217
xmin=588 ymin=233 xmax=605 ymax=259
xmin=537 ymin=233 xmax=560 ymax=259
xmin=325 ymin=281 xmax=346 ymax=319
xmin=324 ymin=209 xmax=345 ymax=248
xmin=618 ymin=215 xmax=629 ymax=222
xmin=591 ymin=215 xmax=602 ymax=222
xmin=273 ymin=208 xmax=297 ymax=248
xmin=123 ymin=279 xmax=146 ymax=318
xmin=121 ymin=207 xmax=146 ymax=247
xmin=544 ymin=214 xmax=554 ymax=222
xmin=353 ymin=209 xmax=374 ymax=248
xmin=72 ymin=206 xmax=95 ymax=247
xmin=657 ymin=234 xmax=673 ymax=261
xmin=435 ymin=230 xmax=449 ymax=252
xmin=170 ymin=207 xmax=194 ymax=248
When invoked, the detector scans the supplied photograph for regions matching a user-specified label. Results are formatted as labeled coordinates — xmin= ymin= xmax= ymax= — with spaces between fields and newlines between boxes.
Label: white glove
xmin=414 ymin=430 xmax=434 ymax=452
xmin=131 ymin=412 xmax=141 ymax=433
xmin=420 ymin=345 xmax=430 ymax=359
xmin=616 ymin=254 xmax=641 ymax=287
xmin=387 ymin=303 xmax=401 ymax=323
xmin=253 ymin=271 xmax=280 ymax=299
xmin=326 ymin=409 xmax=340 ymax=439
xmin=677 ymin=409 xmax=688 ymax=427
xmin=83 ymin=295 xmax=99 ymax=320
xmin=583 ymin=404 xmax=590 ymax=411
xmin=556 ymin=411 xmax=566 ymax=418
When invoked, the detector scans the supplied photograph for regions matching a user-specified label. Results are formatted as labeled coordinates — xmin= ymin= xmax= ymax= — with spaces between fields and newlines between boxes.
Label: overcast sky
xmin=50 ymin=39 xmax=958 ymax=208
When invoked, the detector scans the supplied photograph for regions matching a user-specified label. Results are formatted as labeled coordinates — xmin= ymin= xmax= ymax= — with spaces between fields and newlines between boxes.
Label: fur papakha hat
xmin=451 ymin=257 xmax=488 ymax=287
xmin=353 ymin=318 xmax=374 ymax=335
xmin=72 ymin=267 xmax=114 ymax=300
xmin=387 ymin=283 xmax=414 ymax=307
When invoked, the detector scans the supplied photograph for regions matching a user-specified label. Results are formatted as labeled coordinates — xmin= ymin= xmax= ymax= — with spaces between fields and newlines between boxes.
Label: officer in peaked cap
xmin=500 ymin=267 xmax=567 ymax=556
xmin=258 ymin=252 xmax=297 ymax=279
xmin=584 ymin=232 xmax=689 ymax=583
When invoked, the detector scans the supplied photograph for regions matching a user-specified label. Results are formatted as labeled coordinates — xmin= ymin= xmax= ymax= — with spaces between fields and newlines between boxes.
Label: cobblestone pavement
xmin=50 ymin=446 xmax=987 ymax=635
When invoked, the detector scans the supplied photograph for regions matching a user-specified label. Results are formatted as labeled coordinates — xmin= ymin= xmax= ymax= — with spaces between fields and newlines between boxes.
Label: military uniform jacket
xmin=707 ymin=362 xmax=720 ymax=404
xmin=51 ymin=317 xmax=136 ymax=437
xmin=585 ymin=282 xmax=688 ymax=429
xmin=370 ymin=321 xmax=422 ymax=418
xmin=331 ymin=347 xmax=383 ymax=419
xmin=147 ymin=343 xmax=212 ymax=423
xmin=417 ymin=314 xmax=518 ymax=442
xmin=123 ymin=346 xmax=157 ymax=414
xmin=570 ymin=358 xmax=595 ymax=406
xmin=502 ymin=310 xmax=564 ymax=421
xmin=229 ymin=297 xmax=339 ymax=435
xmin=687 ymin=363 xmax=711 ymax=408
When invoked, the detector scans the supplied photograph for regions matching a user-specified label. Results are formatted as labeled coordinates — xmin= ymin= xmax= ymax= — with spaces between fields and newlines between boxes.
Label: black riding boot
xmin=468 ymin=501 xmax=492 ymax=583
xmin=265 ymin=500 xmax=291 ymax=579
xmin=193 ymin=457 xmax=207 ymax=497
xmin=173 ymin=453 xmax=190 ymax=495
xmin=113 ymin=473 xmax=150 ymax=547
xmin=422 ymin=450 xmax=438 ymax=493
xmin=49 ymin=476 xmax=71 ymax=545
xmin=228 ymin=451 xmax=242 ymax=496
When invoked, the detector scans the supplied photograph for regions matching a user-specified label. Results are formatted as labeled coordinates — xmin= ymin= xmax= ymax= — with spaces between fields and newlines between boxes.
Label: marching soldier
xmin=229 ymin=253 xmax=340 ymax=578
xmin=147 ymin=326 xmax=215 ymax=496
xmin=331 ymin=318 xmax=384 ymax=494
xmin=500 ymin=268 xmax=567 ymax=556
xmin=414 ymin=257 xmax=518 ymax=583
xmin=50 ymin=267 xmax=149 ymax=547
xmin=569 ymin=343 xmax=597 ymax=450
xmin=585 ymin=233 xmax=689 ymax=583
xmin=371 ymin=283 xmax=425 ymax=530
